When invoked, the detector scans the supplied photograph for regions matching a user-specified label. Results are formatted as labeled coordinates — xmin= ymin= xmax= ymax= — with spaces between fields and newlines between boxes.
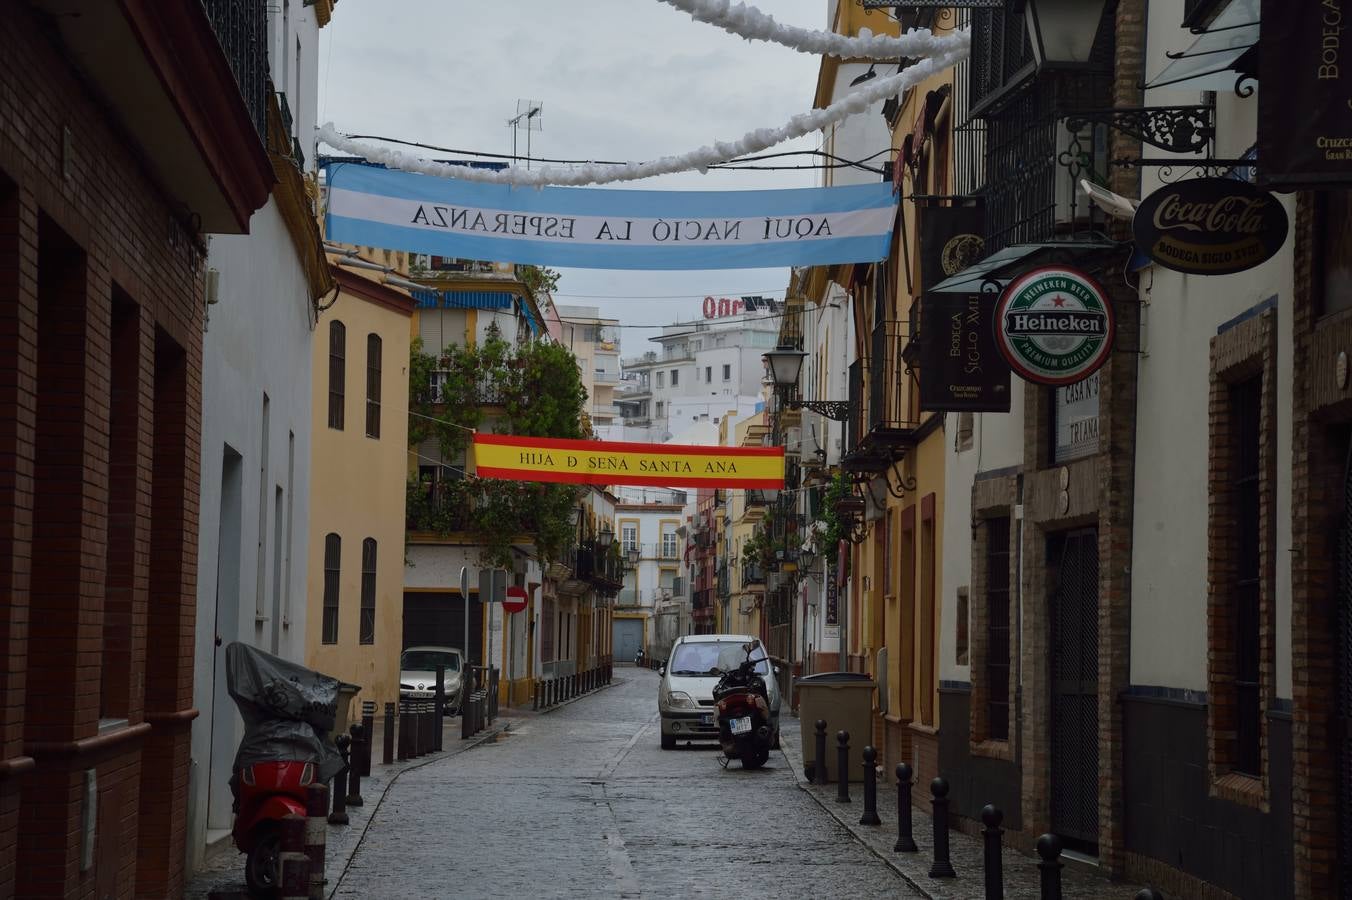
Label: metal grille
xmin=1049 ymin=529 xmax=1100 ymax=849
xmin=969 ymin=7 xmax=1035 ymax=114
xmin=201 ymin=0 xmax=270 ymax=141
xmin=1338 ymin=439 xmax=1352 ymax=897
xmin=868 ymin=321 xmax=913 ymax=434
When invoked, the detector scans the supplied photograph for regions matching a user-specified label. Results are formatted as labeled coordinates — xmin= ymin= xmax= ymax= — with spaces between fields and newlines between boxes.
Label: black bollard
xmin=278 ymin=813 xmax=309 ymax=900
xmin=361 ymin=702 xmax=375 ymax=776
xmin=894 ymin=763 xmax=917 ymax=852
xmin=859 ymin=746 xmax=881 ymax=826
xmin=928 ymin=776 xmax=955 ymax=878
xmin=398 ymin=699 xmax=411 ymax=759
xmin=1134 ymin=891 xmax=1165 ymax=900
xmin=1037 ymin=834 xmax=1063 ymax=900
xmin=836 ymin=731 xmax=851 ymax=803
xmin=982 ymin=805 xmax=1003 ymax=900
xmin=346 ymin=724 xmax=365 ymax=807
xmin=533 ymin=679 xmax=540 ymax=710
xmin=382 ymin=702 xmax=395 ymax=766
xmin=328 ymin=735 xmax=351 ymax=825
xmin=434 ymin=666 xmax=446 ymax=752
xmin=304 ymin=783 xmax=328 ymax=900
xmin=813 ymin=720 xmax=828 ymax=785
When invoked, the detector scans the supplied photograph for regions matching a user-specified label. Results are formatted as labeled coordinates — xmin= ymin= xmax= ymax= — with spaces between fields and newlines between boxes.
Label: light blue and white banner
xmin=324 ymin=163 xmax=898 ymax=271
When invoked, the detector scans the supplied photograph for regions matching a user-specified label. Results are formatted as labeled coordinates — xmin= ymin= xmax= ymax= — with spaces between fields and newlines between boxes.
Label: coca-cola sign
xmin=1132 ymin=178 xmax=1289 ymax=276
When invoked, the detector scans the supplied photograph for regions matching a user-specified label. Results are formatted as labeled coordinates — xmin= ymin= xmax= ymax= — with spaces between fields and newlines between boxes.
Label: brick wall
xmin=0 ymin=6 xmax=205 ymax=897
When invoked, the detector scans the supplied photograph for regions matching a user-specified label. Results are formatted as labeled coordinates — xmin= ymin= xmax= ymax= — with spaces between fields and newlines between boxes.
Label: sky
xmin=317 ymin=0 xmax=837 ymax=352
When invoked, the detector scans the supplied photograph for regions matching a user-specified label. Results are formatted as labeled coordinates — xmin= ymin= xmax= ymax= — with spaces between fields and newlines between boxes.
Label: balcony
xmin=622 ymin=351 xmax=659 ymax=369
xmin=573 ymin=540 xmax=625 ymax=596
xmin=843 ymin=322 xmax=920 ymax=479
xmin=693 ymin=589 xmax=712 ymax=611
xmin=742 ymin=564 xmax=765 ymax=589
xmin=595 ymin=370 xmax=621 ymax=384
xmin=34 ymin=0 xmax=275 ymax=232
xmin=430 ymin=372 xmax=509 ymax=406
xmin=716 ymin=564 xmax=730 ymax=599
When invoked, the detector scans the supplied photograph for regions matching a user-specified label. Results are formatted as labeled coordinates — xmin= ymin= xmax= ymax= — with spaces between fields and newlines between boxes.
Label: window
xmin=671 ymin=369 xmax=679 ymax=386
xmin=956 ymin=588 xmax=970 ymax=666
xmin=661 ymin=525 xmax=678 ymax=559
xmin=365 ymin=334 xmax=382 ymax=438
xmin=656 ymin=372 xmax=665 ymax=389
xmin=985 ymin=516 xmax=1011 ymax=741
xmin=322 ymin=533 xmax=341 ymax=643
xmin=1318 ymin=192 xmax=1352 ymax=317
xmin=656 ymin=401 xmax=665 ymax=417
xmin=919 ymin=509 xmax=936 ymax=725
xmin=360 ymin=538 xmax=377 ymax=645
xmin=622 ymin=524 xmax=638 ymax=553
xmin=705 ymin=366 xmax=712 ymax=382
xmin=722 ymin=364 xmax=731 ymax=381
xmin=1231 ymin=377 xmax=1262 ymax=776
xmin=328 ymin=321 xmax=345 ymax=429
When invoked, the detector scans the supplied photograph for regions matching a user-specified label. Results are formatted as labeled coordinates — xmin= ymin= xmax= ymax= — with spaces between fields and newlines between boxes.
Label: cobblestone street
xmin=331 ymin=668 xmax=917 ymax=898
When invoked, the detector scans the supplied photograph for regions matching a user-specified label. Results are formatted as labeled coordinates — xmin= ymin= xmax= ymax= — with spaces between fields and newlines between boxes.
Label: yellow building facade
xmin=306 ymin=260 xmax=415 ymax=719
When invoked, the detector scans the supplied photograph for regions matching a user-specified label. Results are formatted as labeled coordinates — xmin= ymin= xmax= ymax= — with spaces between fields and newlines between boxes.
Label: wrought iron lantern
xmin=626 ymin=547 xmax=641 ymax=567
xmin=597 ymin=523 xmax=614 ymax=550
xmin=763 ymin=346 xmax=806 ymax=389
xmin=1021 ymin=0 xmax=1111 ymax=68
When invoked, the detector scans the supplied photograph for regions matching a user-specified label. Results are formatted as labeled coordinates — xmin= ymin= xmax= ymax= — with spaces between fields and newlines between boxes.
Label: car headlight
xmin=665 ymin=691 xmax=699 ymax=710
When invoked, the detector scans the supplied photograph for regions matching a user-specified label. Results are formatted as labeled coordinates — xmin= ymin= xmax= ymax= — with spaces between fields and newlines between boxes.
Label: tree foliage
xmin=407 ymin=324 xmax=588 ymax=567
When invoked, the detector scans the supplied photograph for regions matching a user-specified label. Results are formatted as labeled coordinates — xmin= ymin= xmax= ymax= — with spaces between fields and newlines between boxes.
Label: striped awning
xmin=413 ymin=289 xmax=518 ymax=311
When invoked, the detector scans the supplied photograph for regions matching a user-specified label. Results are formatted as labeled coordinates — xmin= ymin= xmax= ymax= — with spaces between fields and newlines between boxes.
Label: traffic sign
xmin=503 ymin=585 xmax=528 ymax=615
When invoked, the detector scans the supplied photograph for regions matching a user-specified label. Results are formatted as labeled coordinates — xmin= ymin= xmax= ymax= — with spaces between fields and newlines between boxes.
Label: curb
xmin=779 ymin=736 xmax=937 ymax=900
xmin=326 ymin=719 xmax=512 ymax=898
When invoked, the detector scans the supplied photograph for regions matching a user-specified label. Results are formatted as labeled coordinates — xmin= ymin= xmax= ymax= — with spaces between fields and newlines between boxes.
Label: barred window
xmin=986 ymin=516 xmax=1012 ymax=741
xmin=328 ymin=321 xmax=346 ymax=429
xmin=322 ymin=533 xmax=341 ymax=643
xmin=360 ymin=538 xmax=377 ymax=645
xmin=365 ymin=334 xmax=382 ymax=439
xmin=1231 ymin=377 xmax=1262 ymax=776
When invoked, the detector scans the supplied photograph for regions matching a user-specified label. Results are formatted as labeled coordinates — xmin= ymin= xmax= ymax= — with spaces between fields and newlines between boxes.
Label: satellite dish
xmin=1081 ymin=179 xmax=1138 ymax=221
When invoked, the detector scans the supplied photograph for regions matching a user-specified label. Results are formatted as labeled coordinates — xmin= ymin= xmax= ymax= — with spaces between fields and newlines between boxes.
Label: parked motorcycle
xmin=714 ymin=643 xmax=776 ymax=769
xmin=635 ymin=647 xmax=645 ymax=666
xmin=225 ymin=642 xmax=347 ymax=897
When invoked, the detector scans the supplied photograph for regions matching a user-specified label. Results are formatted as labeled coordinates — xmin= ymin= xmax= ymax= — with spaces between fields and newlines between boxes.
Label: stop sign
xmin=503 ymin=585 xmax=528 ymax=615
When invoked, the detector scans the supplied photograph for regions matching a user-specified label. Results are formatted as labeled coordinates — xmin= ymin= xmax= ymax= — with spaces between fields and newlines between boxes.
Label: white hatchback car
xmin=657 ymin=634 xmax=781 ymax=749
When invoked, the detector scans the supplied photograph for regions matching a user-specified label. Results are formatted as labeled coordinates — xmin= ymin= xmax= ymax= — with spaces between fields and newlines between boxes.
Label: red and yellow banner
xmin=473 ymin=434 xmax=784 ymax=489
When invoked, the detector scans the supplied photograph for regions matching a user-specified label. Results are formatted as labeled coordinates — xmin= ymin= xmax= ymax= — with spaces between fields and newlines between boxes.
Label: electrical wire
xmin=329 ymin=138 xmax=895 ymax=174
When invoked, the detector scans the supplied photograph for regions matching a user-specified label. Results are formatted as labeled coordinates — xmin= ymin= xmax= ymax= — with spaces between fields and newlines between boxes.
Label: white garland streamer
xmin=318 ymin=43 xmax=968 ymax=188
xmin=656 ymin=0 xmax=969 ymax=60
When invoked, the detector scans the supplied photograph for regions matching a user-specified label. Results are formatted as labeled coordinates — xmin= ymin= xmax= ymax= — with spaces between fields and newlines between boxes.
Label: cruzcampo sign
xmin=472 ymin=434 xmax=784 ymax=489
xmin=994 ymin=266 xmax=1114 ymax=386
xmin=1133 ymin=178 xmax=1288 ymax=275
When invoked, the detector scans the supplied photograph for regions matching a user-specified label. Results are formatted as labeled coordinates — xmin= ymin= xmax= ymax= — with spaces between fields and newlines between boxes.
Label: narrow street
xmin=331 ymin=668 xmax=917 ymax=898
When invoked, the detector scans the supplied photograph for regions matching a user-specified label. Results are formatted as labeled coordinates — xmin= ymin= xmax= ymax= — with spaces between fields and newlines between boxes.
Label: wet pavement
xmin=329 ymin=667 xmax=918 ymax=898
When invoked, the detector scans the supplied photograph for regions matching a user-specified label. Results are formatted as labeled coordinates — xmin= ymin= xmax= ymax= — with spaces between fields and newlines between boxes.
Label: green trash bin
xmin=794 ymin=672 xmax=876 ymax=783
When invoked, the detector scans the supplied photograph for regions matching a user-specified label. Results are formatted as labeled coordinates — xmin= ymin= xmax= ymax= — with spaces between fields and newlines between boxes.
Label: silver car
xmin=399 ymin=646 xmax=464 ymax=714
xmin=657 ymin=634 xmax=781 ymax=749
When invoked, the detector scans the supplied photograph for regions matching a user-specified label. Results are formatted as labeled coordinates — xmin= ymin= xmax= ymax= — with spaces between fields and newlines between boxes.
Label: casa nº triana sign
xmin=1133 ymin=178 xmax=1289 ymax=276
xmin=995 ymin=266 xmax=1114 ymax=386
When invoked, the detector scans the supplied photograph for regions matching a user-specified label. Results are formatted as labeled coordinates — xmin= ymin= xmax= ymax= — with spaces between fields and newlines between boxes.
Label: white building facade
xmin=187 ymin=0 xmax=328 ymax=869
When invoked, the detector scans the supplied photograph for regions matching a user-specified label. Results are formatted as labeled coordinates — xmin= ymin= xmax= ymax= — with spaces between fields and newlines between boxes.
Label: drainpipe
xmin=1014 ymin=474 xmax=1025 ymax=772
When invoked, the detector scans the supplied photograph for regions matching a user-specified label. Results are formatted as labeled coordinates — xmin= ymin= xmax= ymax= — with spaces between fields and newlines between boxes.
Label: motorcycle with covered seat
xmin=713 ymin=642 xmax=776 ymax=769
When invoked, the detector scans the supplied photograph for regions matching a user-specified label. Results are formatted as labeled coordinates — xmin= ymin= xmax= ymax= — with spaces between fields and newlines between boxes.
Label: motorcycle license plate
xmin=700 ymin=714 xmax=714 ymax=726
xmin=729 ymin=716 xmax=752 ymax=735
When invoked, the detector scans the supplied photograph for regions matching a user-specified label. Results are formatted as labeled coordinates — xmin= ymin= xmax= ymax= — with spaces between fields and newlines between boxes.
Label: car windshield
xmin=400 ymin=650 xmax=460 ymax=672
xmin=668 ymin=641 xmax=769 ymax=676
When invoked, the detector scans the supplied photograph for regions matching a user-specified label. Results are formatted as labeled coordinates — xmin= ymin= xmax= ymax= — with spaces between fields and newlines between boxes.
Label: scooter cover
xmin=225 ymin=642 xmax=345 ymax=784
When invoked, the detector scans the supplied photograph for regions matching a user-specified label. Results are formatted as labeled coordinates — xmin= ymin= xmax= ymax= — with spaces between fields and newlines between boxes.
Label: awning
xmin=929 ymin=240 xmax=1116 ymax=293
xmin=517 ymin=297 xmax=542 ymax=335
xmin=1145 ymin=0 xmax=1259 ymax=93
xmin=413 ymin=289 xmax=518 ymax=311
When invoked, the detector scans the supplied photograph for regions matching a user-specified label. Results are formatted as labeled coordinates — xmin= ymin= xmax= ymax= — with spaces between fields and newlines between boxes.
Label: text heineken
xmin=994 ymin=267 xmax=1115 ymax=386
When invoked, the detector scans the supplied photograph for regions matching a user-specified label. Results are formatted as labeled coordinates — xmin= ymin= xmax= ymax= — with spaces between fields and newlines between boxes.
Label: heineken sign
xmin=995 ymin=267 xmax=1115 ymax=386
xmin=1133 ymin=178 xmax=1289 ymax=275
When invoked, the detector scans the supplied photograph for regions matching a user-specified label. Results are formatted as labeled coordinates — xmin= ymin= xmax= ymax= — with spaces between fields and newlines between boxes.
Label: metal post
xmin=813 ymin=720 xmax=828 ymax=785
xmin=279 ymin=813 xmax=310 ymax=900
xmin=382 ymin=702 xmax=395 ymax=766
xmin=1037 ymin=834 xmax=1063 ymax=900
xmin=533 ymin=680 xmax=540 ymax=710
xmin=346 ymin=724 xmax=365 ymax=807
xmin=422 ymin=701 xmax=434 ymax=753
xmin=434 ymin=665 xmax=446 ymax=752
xmin=859 ymin=745 xmax=881 ymax=825
xmin=1134 ymin=890 xmax=1165 ymax=900
xmin=398 ymin=699 xmax=411 ymax=759
xmin=361 ymin=702 xmax=375 ymax=776
xmin=304 ymin=783 xmax=328 ymax=900
xmin=894 ymin=763 xmax=917 ymax=852
xmin=836 ymin=731 xmax=851 ymax=803
xmin=328 ymin=735 xmax=350 ymax=825
xmin=928 ymin=777 xmax=956 ymax=878
xmin=982 ymin=805 xmax=1004 ymax=900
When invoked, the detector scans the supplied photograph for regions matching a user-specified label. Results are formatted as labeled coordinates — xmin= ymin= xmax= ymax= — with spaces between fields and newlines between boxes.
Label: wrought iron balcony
xmin=742 ymin=564 xmax=765 ymax=589
xmin=844 ymin=322 xmax=920 ymax=479
xmin=202 ymin=0 xmax=270 ymax=142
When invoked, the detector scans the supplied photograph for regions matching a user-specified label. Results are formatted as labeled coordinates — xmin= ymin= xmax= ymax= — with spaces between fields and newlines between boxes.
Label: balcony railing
xmin=429 ymin=372 xmax=509 ymax=406
xmin=717 ymin=564 xmax=730 ymax=599
xmin=595 ymin=371 xmax=620 ymax=384
xmin=742 ymin=564 xmax=765 ymax=589
xmin=693 ymin=589 xmax=712 ymax=610
xmin=202 ymin=0 xmax=270 ymax=142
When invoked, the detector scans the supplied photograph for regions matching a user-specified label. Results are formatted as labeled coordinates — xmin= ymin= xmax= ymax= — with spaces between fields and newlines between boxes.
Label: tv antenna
xmin=508 ymin=100 xmax=543 ymax=170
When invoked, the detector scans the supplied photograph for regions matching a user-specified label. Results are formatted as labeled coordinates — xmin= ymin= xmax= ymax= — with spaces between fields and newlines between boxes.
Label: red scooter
xmin=233 ymin=760 xmax=316 ymax=895
xmin=226 ymin=643 xmax=346 ymax=897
